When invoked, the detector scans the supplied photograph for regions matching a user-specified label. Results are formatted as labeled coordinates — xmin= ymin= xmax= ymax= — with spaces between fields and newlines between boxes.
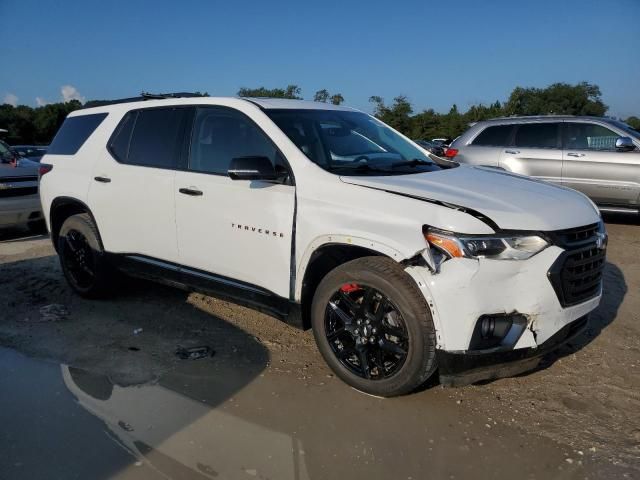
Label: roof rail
xmin=82 ymin=92 xmax=207 ymax=109
xmin=140 ymin=91 xmax=205 ymax=99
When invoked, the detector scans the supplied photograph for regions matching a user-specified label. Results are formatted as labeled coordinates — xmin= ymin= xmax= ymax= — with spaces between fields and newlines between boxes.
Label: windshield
xmin=266 ymin=109 xmax=442 ymax=175
xmin=0 ymin=140 xmax=14 ymax=162
xmin=611 ymin=120 xmax=640 ymax=141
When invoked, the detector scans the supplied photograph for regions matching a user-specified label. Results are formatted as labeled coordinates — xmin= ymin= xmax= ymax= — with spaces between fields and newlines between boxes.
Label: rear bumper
xmin=437 ymin=315 xmax=588 ymax=387
xmin=0 ymin=194 xmax=42 ymax=227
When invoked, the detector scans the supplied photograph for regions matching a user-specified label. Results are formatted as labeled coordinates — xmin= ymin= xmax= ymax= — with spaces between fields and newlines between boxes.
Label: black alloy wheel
xmin=58 ymin=213 xmax=114 ymax=298
xmin=325 ymin=283 xmax=409 ymax=380
xmin=61 ymin=229 xmax=97 ymax=289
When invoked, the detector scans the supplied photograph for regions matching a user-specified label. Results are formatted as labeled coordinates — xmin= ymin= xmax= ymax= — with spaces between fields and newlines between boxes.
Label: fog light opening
xmin=470 ymin=313 xmax=527 ymax=351
xmin=480 ymin=317 xmax=496 ymax=339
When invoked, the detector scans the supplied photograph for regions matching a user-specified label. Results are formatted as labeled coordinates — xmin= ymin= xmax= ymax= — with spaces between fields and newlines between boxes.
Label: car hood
xmin=340 ymin=166 xmax=600 ymax=231
xmin=0 ymin=160 xmax=39 ymax=178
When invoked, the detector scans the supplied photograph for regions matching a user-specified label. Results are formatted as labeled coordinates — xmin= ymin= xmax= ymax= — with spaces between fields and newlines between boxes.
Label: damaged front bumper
xmin=437 ymin=315 xmax=589 ymax=386
xmin=403 ymin=243 xmax=603 ymax=386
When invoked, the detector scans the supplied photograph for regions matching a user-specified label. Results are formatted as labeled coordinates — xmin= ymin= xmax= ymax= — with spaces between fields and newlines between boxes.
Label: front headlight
xmin=425 ymin=229 xmax=549 ymax=261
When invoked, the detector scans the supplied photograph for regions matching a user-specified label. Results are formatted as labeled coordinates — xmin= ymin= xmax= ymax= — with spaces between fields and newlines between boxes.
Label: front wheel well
xmin=299 ymin=244 xmax=387 ymax=329
xmin=50 ymin=198 xmax=100 ymax=252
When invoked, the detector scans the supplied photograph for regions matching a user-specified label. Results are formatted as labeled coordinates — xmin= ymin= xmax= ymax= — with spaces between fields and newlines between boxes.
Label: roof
xmin=242 ymin=98 xmax=356 ymax=111
xmin=476 ymin=115 xmax=614 ymax=124
xmin=73 ymin=96 xmax=358 ymax=116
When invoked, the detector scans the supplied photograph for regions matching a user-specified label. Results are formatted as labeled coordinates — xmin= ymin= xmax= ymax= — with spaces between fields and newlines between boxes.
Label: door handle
xmin=566 ymin=153 xmax=585 ymax=158
xmin=505 ymin=149 xmax=520 ymax=154
xmin=179 ymin=187 xmax=203 ymax=196
xmin=94 ymin=176 xmax=111 ymax=183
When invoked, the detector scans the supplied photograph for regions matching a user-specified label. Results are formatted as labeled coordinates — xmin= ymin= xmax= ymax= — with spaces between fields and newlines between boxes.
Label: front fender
xmin=294 ymin=234 xmax=424 ymax=301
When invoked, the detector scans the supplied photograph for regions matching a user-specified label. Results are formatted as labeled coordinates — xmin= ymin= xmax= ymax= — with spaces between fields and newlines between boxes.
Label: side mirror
xmin=228 ymin=156 xmax=285 ymax=181
xmin=615 ymin=136 xmax=635 ymax=152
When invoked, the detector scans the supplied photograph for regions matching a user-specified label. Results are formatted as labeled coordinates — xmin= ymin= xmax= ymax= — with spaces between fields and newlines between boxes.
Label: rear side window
xmin=514 ymin=123 xmax=559 ymax=149
xmin=48 ymin=113 xmax=108 ymax=155
xmin=110 ymin=108 xmax=189 ymax=168
xmin=471 ymin=125 xmax=512 ymax=146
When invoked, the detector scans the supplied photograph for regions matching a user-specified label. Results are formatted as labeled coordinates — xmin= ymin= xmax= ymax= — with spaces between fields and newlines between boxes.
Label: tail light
xmin=444 ymin=148 xmax=458 ymax=158
xmin=38 ymin=164 xmax=53 ymax=178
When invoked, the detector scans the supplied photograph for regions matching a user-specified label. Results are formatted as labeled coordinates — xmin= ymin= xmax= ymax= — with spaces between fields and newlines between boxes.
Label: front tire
xmin=58 ymin=213 xmax=113 ymax=298
xmin=311 ymin=257 xmax=437 ymax=397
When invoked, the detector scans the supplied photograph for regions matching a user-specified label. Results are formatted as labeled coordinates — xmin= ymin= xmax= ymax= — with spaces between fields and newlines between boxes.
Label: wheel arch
xmin=50 ymin=197 xmax=103 ymax=252
xmin=296 ymin=239 xmax=407 ymax=329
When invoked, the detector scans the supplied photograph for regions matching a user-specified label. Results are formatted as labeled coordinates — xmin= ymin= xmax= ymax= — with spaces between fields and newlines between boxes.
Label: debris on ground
xmin=133 ymin=328 xmax=143 ymax=335
xmin=29 ymin=304 xmax=69 ymax=322
xmin=175 ymin=345 xmax=215 ymax=360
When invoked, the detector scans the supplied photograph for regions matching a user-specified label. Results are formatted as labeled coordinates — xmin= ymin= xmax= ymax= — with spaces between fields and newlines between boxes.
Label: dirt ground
xmin=0 ymin=215 xmax=638 ymax=479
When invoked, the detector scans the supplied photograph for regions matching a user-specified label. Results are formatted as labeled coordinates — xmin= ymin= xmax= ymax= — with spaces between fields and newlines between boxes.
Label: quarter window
xmin=108 ymin=112 xmax=136 ymax=162
xmin=188 ymin=107 xmax=279 ymax=175
xmin=513 ymin=123 xmax=559 ymax=149
xmin=117 ymin=108 xmax=189 ymax=168
xmin=471 ymin=125 xmax=512 ymax=146
xmin=564 ymin=123 xmax=620 ymax=151
xmin=48 ymin=113 xmax=108 ymax=155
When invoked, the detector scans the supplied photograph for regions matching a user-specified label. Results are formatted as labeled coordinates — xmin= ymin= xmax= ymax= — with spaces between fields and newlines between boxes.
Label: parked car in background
xmin=12 ymin=145 xmax=49 ymax=162
xmin=448 ymin=116 xmax=640 ymax=214
xmin=0 ymin=139 xmax=45 ymax=231
xmin=414 ymin=139 xmax=445 ymax=156
xmin=40 ymin=95 xmax=606 ymax=396
xmin=431 ymin=138 xmax=450 ymax=147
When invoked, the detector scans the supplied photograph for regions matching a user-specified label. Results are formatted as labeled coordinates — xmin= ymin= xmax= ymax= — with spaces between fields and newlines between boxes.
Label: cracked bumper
xmin=436 ymin=315 xmax=589 ymax=386
xmin=404 ymin=244 xmax=602 ymax=382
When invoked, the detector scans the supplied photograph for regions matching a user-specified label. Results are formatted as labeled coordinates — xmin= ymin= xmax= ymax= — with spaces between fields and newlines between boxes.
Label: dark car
xmin=12 ymin=145 xmax=48 ymax=162
xmin=0 ymin=139 xmax=44 ymax=231
xmin=414 ymin=139 xmax=445 ymax=156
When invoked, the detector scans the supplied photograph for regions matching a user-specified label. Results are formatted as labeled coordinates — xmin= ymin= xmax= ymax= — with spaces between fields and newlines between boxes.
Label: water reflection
xmin=63 ymin=365 xmax=311 ymax=479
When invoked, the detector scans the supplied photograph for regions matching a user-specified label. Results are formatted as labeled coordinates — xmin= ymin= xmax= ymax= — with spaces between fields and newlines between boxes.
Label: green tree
xmin=504 ymin=82 xmax=607 ymax=116
xmin=314 ymin=89 xmax=330 ymax=102
xmin=369 ymin=95 xmax=413 ymax=134
xmin=624 ymin=116 xmax=640 ymax=130
xmin=330 ymin=93 xmax=344 ymax=105
xmin=237 ymin=85 xmax=302 ymax=99
xmin=314 ymin=89 xmax=344 ymax=105
xmin=0 ymin=101 xmax=83 ymax=144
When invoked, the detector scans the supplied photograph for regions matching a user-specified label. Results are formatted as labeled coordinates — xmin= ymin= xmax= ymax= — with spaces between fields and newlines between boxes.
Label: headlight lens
xmin=425 ymin=229 xmax=549 ymax=261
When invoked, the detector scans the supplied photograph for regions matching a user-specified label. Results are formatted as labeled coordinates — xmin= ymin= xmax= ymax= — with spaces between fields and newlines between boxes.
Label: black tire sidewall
xmin=58 ymin=214 xmax=111 ymax=298
xmin=311 ymin=257 xmax=436 ymax=397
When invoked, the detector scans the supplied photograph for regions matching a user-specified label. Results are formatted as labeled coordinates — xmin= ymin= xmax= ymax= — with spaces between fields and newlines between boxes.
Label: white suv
xmin=39 ymin=94 xmax=607 ymax=396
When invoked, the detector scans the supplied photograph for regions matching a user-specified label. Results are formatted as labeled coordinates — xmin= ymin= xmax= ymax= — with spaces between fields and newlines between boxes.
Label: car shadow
xmin=602 ymin=212 xmax=639 ymax=226
xmin=0 ymin=225 xmax=48 ymax=242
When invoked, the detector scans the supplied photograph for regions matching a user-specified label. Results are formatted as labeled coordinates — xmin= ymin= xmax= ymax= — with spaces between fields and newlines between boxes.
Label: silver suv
xmin=448 ymin=116 xmax=640 ymax=214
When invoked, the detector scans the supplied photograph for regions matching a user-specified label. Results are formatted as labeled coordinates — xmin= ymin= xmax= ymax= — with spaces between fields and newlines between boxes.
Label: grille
xmin=548 ymin=224 xmax=606 ymax=307
xmin=0 ymin=176 xmax=38 ymax=183
xmin=548 ymin=223 xmax=600 ymax=248
xmin=0 ymin=186 xmax=38 ymax=198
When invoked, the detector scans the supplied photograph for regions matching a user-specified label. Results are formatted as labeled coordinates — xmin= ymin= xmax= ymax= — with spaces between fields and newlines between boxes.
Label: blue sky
xmin=1 ymin=0 xmax=638 ymax=117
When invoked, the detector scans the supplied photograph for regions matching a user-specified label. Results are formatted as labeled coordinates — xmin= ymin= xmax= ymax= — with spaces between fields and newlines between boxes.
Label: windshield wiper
xmin=327 ymin=163 xmax=392 ymax=174
xmin=391 ymin=158 xmax=435 ymax=169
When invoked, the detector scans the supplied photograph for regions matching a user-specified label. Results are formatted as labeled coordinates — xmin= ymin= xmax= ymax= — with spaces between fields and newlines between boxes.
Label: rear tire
xmin=58 ymin=213 xmax=113 ymax=298
xmin=311 ymin=256 xmax=437 ymax=397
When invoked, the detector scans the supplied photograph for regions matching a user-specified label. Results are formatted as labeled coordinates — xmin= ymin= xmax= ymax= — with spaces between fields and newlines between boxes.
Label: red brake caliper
xmin=340 ymin=283 xmax=361 ymax=293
